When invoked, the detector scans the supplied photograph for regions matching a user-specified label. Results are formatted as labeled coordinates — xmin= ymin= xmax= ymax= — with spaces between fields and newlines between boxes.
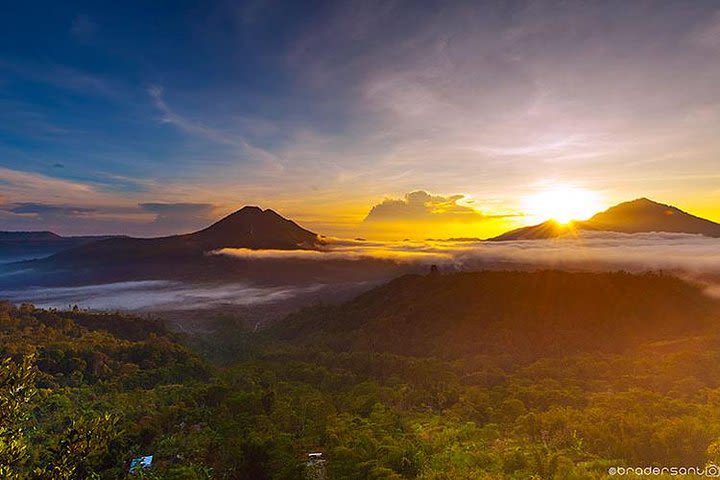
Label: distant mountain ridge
xmin=491 ymin=198 xmax=720 ymax=240
xmin=0 ymin=231 xmax=63 ymax=241
xmin=0 ymin=231 xmax=122 ymax=261
xmin=44 ymin=206 xmax=321 ymax=266
xmin=4 ymin=206 xmax=410 ymax=289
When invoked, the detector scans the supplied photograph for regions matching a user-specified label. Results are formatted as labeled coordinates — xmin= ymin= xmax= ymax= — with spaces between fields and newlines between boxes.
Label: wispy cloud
xmin=0 ymin=280 xmax=324 ymax=311
xmin=0 ymin=167 xmax=95 ymax=198
xmin=139 ymin=202 xmax=217 ymax=233
xmin=4 ymin=1 xmax=720 ymax=238
xmin=279 ymin=0 xmax=720 ymax=211
xmin=147 ymin=85 xmax=284 ymax=172
xmin=689 ymin=9 xmax=720 ymax=50
xmin=0 ymin=167 xmax=220 ymax=235
xmin=0 ymin=60 xmax=121 ymax=99
xmin=7 ymin=203 xmax=97 ymax=217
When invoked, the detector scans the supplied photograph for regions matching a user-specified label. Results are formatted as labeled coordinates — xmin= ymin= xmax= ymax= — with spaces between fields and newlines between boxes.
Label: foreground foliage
xmin=3 ymin=271 xmax=720 ymax=478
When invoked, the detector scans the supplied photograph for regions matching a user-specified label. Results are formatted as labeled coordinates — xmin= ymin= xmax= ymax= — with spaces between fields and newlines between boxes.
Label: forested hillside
xmin=3 ymin=271 xmax=720 ymax=478
xmin=276 ymin=271 xmax=718 ymax=359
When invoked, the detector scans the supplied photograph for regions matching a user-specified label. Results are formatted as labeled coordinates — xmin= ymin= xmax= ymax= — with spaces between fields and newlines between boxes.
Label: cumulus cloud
xmin=364 ymin=191 xmax=483 ymax=223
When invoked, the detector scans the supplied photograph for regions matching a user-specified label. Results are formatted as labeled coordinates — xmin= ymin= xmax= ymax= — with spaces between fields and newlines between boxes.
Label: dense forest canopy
xmin=2 ymin=270 xmax=720 ymax=478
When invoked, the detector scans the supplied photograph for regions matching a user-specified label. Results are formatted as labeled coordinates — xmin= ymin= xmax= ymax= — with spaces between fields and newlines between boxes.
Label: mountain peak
xmin=628 ymin=197 xmax=659 ymax=206
xmin=492 ymin=198 xmax=720 ymax=240
xmin=224 ymin=206 xmax=284 ymax=220
xmin=192 ymin=206 xmax=319 ymax=249
xmin=237 ymin=205 xmax=264 ymax=213
xmin=584 ymin=197 xmax=719 ymax=235
xmin=601 ymin=197 xmax=669 ymax=212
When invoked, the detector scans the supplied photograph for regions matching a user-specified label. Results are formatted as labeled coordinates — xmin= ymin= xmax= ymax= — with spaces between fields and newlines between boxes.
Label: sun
xmin=522 ymin=185 xmax=604 ymax=224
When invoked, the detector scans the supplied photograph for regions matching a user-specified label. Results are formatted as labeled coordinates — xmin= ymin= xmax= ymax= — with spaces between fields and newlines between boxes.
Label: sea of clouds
xmin=216 ymin=231 xmax=720 ymax=275
xmin=4 ymin=232 xmax=720 ymax=311
xmin=216 ymin=231 xmax=720 ymax=298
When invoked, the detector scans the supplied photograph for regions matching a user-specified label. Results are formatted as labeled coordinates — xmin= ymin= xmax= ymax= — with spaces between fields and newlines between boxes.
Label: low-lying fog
xmin=218 ymin=231 xmax=720 ymax=274
xmin=3 ymin=232 xmax=720 ymax=311
xmin=0 ymin=281 xmax=327 ymax=311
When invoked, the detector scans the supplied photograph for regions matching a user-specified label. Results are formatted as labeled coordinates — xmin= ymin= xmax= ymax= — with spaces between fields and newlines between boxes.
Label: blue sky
xmin=2 ymin=1 xmax=720 ymax=237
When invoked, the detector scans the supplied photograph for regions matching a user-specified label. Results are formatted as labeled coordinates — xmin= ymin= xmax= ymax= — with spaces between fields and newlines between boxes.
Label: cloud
xmin=216 ymin=232 xmax=720 ymax=283
xmin=0 ymin=280 xmax=324 ymax=311
xmin=364 ymin=191 xmax=483 ymax=223
xmin=139 ymin=202 xmax=217 ymax=233
xmin=0 ymin=195 xmax=218 ymax=237
xmin=0 ymin=61 xmax=121 ymax=99
xmin=0 ymin=201 xmax=141 ymax=235
xmin=689 ymin=10 xmax=720 ymax=50
xmin=281 ymin=0 xmax=720 ymax=213
xmin=147 ymin=85 xmax=284 ymax=172
xmin=0 ymin=201 xmax=149 ymax=235
xmin=0 ymin=167 xmax=95 ymax=199
xmin=148 ymin=86 xmax=235 ymax=145
xmin=8 ymin=233 xmax=720 ymax=311
xmin=139 ymin=203 xmax=215 ymax=214
xmin=214 ymin=244 xmax=450 ymax=263
xmin=6 ymin=203 xmax=97 ymax=217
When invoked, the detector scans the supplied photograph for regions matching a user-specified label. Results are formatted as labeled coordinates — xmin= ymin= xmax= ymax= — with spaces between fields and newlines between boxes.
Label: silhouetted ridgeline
xmin=274 ymin=270 xmax=719 ymax=359
xmin=0 ymin=231 xmax=122 ymax=261
xmin=492 ymin=198 xmax=720 ymax=240
xmin=40 ymin=206 xmax=321 ymax=267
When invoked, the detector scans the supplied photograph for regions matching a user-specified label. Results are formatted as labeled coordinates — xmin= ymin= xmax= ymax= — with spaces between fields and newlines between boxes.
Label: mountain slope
xmin=0 ymin=231 xmax=121 ymax=261
xmin=490 ymin=219 xmax=575 ymax=241
xmin=491 ymin=198 xmax=720 ymax=240
xmin=191 ymin=206 xmax=319 ymax=250
xmin=585 ymin=197 xmax=720 ymax=235
xmin=274 ymin=270 xmax=718 ymax=360
xmin=4 ymin=206 xmax=411 ymax=289
xmin=43 ymin=206 xmax=321 ymax=266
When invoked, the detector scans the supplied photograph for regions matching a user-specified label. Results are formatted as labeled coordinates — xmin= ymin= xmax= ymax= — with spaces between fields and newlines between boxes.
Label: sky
xmin=1 ymin=0 xmax=720 ymax=239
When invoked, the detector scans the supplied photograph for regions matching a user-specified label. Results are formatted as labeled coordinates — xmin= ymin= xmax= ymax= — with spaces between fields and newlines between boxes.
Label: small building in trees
xmin=305 ymin=452 xmax=326 ymax=480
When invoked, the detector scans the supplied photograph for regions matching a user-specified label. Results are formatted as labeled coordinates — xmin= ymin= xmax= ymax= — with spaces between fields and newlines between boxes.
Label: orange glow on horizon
xmin=521 ymin=185 xmax=604 ymax=224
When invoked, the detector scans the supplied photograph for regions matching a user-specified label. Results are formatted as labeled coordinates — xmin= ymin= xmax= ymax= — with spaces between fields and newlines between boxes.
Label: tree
xmin=0 ymin=355 xmax=37 ymax=480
